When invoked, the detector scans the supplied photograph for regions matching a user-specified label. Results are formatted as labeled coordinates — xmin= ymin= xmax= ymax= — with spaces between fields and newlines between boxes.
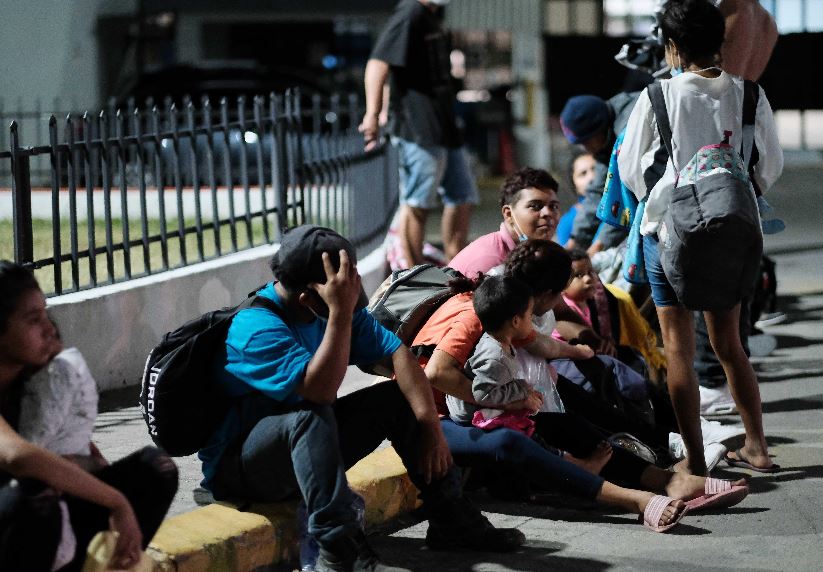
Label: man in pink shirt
xmin=449 ymin=168 xmax=561 ymax=278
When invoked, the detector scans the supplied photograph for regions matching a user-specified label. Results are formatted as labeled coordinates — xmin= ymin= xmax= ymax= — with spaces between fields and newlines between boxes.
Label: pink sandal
xmin=642 ymin=495 xmax=689 ymax=532
xmin=685 ymin=478 xmax=749 ymax=512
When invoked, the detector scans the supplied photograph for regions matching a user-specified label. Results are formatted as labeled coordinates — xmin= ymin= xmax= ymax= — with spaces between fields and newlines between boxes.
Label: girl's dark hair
xmin=448 ymin=273 xmax=485 ymax=295
xmin=660 ymin=0 xmax=725 ymax=64
xmin=0 ymin=260 xmax=40 ymax=334
xmin=472 ymin=275 xmax=533 ymax=333
xmin=566 ymin=248 xmax=590 ymax=263
xmin=568 ymin=149 xmax=593 ymax=194
xmin=499 ymin=167 xmax=559 ymax=209
xmin=504 ymin=240 xmax=572 ymax=295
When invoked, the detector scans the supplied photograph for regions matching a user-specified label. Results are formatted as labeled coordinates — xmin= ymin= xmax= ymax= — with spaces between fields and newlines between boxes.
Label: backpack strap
xmin=644 ymin=82 xmax=676 ymax=192
xmin=250 ymin=295 xmax=286 ymax=319
xmin=741 ymin=79 xmax=760 ymax=171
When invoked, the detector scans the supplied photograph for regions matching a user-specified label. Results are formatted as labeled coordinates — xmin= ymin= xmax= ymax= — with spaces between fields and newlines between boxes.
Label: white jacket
xmin=618 ymin=71 xmax=784 ymax=235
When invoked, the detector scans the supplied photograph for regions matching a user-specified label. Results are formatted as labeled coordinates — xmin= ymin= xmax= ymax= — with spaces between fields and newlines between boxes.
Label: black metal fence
xmin=1 ymin=90 xmax=398 ymax=296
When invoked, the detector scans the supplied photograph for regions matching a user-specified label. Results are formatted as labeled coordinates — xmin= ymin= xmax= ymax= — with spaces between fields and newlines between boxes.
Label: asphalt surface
xmin=92 ymin=161 xmax=823 ymax=571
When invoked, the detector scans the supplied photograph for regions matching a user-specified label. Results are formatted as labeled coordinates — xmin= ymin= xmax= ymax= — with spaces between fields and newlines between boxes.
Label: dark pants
xmin=694 ymin=301 xmax=751 ymax=388
xmin=440 ymin=418 xmax=605 ymax=500
xmin=555 ymin=374 xmax=671 ymax=450
xmin=533 ymin=412 xmax=649 ymax=489
xmin=0 ymin=446 xmax=178 ymax=572
xmin=212 ymin=381 xmax=463 ymax=547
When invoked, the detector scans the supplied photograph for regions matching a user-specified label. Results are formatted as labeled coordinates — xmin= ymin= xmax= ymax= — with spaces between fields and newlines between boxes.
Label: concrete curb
xmin=145 ymin=447 xmax=419 ymax=571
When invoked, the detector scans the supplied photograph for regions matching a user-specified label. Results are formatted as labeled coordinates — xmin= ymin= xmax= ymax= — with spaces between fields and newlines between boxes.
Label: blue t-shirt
xmin=198 ymin=282 xmax=402 ymax=486
xmin=556 ymin=197 xmax=584 ymax=246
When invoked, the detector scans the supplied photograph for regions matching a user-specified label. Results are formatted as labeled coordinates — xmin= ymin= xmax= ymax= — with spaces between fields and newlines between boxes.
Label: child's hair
xmin=566 ymin=248 xmax=590 ymax=263
xmin=568 ymin=149 xmax=593 ymax=195
xmin=473 ymin=275 xmax=533 ymax=333
xmin=660 ymin=0 xmax=725 ymax=64
xmin=499 ymin=167 xmax=559 ymax=209
xmin=0 ymin=260 xmax=40 ymax=334
xmin=504 ymin=240 xmax=572 ymax=295
xmin=447 ymin=273 xmax=484 ymax=295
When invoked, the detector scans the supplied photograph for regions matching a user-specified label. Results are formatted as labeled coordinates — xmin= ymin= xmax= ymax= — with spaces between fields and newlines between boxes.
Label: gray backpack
xmin=361 ymin=264 xmax=465 ymax=375
xmin=648 ymin=80 xmax=762 ymax=311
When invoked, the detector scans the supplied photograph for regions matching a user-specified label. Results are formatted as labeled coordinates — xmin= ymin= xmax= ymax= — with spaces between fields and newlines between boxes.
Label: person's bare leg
xmin=595 ymin=482 xmax=686 ymax=526
xmin=637 ymin=464 xmax=746 ymax=500
xmin=704 ymin=305 xmax=772 ymax=469
xmin=399 ymin=204 xmax=428 ymax=267
xmin=657 ymin=305 xmax=707 ymax=475
xmin=441 ymin=203 xmax=472 ymax=260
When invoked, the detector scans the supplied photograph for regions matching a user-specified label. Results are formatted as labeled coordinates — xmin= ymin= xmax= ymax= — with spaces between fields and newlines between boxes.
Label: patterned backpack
xmin=647 ymin=80 xmax=762 ymax=310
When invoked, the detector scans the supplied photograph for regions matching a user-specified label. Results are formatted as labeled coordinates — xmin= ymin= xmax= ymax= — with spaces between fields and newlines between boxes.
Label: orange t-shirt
xmin=412 ymin=292 xmax=536 ymax=415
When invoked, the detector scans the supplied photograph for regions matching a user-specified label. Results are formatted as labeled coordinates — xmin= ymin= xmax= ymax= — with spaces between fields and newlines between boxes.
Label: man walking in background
xmin=360 ymin=0 xmax=478 ymax=268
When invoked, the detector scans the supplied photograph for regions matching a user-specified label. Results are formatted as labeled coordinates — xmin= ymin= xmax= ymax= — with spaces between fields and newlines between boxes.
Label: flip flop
xmin=724 ymin=449 xmax=781 ymax=473
xmin=641 ymin=495 xmax=689 ymax=532
xmin=685 ymin=478 xmax=749 ymax=512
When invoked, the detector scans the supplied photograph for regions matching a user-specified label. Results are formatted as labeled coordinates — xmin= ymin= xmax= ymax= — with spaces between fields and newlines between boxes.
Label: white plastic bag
xmin=516 ymin=350 xmax=564 ymax=414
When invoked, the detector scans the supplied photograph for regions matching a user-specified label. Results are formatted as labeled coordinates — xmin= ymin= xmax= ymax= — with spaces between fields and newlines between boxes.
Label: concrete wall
xmin=0 ymin=0 xmax=136 ymax=110
xmin=46 ymin=242 xmax=388 ymax=392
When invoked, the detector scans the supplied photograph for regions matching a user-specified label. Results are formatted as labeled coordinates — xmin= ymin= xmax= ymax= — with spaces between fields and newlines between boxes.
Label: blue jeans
xmin=395 ymin=138 xmax=479 ymax=209
xmin=440 ymin=418 xmax=605 ymax=500
xmin=211 ymin=381 xmax=462 ymax=547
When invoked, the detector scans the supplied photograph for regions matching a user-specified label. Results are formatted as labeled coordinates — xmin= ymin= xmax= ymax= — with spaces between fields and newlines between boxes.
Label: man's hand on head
xmin=309 ymin=250 xmax=362 ymax=315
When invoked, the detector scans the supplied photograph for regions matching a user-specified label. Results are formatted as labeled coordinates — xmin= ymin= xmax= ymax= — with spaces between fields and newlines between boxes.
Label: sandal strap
xmin=644 ymin=495 xmax=673 ymax=528
xmin=705 ymin=477 xmax=733 ymax=495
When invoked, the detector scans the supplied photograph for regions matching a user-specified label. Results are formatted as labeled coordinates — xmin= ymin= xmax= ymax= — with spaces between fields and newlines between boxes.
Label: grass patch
xmin=0 ymin=215 xmax=281 ymax=295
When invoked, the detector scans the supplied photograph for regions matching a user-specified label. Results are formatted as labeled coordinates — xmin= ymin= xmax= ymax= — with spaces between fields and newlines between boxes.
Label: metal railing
xmin=1 ymin=91 xmax=398 ymax=296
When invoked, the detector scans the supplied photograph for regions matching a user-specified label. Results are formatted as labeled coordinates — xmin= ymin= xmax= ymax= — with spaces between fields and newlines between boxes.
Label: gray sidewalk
xmin=91 ymin=163 xmax=823 ymax=569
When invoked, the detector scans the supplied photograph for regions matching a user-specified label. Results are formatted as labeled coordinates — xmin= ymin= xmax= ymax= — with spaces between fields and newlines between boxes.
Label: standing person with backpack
xmin=196 ymin=225 xmax=524 ymax=572
xmin=618 ymin=0 xmax=783 ymax=475
xmin=0 ymin=261 xmax=178 ymax=571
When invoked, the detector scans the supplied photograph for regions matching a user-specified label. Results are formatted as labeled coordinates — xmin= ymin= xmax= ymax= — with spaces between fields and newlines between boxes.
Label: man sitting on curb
xmin=197 ymin=225 xmax=525 ymax=572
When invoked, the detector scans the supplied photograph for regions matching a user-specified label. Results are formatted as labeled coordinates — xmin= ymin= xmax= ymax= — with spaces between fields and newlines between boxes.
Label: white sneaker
xmin=749 ymin=333 xmax=778 ymax=357
xmin=704 ymin=443 xmax=728 ymax=472
xmin=699 ymin=384 xmax=738 ymax=416
xmin=700 ymin=417 xmax=745 ymax=445
xmin=667 ymin=434 xmax=727 ymax=472
xmin=755 ymin=311 xmax=787 ymax=329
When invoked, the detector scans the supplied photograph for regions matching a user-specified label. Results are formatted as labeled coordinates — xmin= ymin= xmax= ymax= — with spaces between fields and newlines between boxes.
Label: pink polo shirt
xmin=449 ymin=223 xmax=517 ymax=279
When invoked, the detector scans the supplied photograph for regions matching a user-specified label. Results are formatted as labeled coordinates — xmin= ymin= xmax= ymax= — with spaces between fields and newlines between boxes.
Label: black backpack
xmin=361 ymin=264 xmax=465 ymax=375
xmin=139 ymin=291 xmax=282 ymax=456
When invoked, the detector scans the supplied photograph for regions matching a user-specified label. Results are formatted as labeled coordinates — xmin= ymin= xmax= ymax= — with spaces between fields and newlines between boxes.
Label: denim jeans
xmin=212 ymin=381 xmax=462 ymax=547
xmin=440 ymin=418 xmax=605 ymax=500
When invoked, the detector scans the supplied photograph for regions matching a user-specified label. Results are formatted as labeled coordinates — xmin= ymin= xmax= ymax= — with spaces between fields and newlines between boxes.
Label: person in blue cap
xmin=559 ymin=92 xmax=640 ymax=255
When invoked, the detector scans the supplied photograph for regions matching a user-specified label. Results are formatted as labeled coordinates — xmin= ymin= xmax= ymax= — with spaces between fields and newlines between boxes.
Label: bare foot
xmin=638 ymin=493 xmax=686 ymax=527
xmin=565 ymin=442 xmax=613 ymax=475
xmin=664 ymin=472 xmax=747 ymax=501
xmin=671 ymin=457 xmax=707 ymax=477
xmin=727 ymin=447 xmax=777 ymax=471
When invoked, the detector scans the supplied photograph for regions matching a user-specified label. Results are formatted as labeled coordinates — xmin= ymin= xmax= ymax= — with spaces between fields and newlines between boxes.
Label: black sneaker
xmin=425 ymin=497 xmax=525 ymax=552
xmin=315 ymin=532 xmax=410 ymax=572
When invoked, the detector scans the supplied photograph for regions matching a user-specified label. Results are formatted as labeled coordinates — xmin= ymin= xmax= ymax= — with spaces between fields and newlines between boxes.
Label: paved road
xmin=92 ymin=162 xmax=823 ymax=570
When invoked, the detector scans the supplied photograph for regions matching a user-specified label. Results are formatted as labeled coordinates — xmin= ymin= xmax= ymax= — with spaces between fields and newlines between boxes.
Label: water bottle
xmin=297 ymin=491 xmax=366 ymax=572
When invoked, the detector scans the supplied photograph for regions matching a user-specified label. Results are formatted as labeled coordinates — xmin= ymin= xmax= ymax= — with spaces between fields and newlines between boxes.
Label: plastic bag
xmin=81 ymin=531 xmax=154 ymax=572
xmin=515 ymin=351 xmax=564 ymax=414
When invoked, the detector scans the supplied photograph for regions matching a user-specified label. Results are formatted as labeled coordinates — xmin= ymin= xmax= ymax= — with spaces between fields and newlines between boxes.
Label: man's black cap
xmin=270 ymin=225 xmax=368 ymax=311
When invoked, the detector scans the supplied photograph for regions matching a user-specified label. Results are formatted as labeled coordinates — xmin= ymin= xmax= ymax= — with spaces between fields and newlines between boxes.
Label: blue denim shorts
xmin=642 ymin=233 xmax=680 ymax=307
xmin=394 ymin=138 xmax=479 ymax=209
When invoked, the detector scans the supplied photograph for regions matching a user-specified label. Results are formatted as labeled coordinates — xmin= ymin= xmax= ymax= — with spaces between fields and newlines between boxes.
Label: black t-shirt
xmin=370 ymin=0 xmax=462 ymax=148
